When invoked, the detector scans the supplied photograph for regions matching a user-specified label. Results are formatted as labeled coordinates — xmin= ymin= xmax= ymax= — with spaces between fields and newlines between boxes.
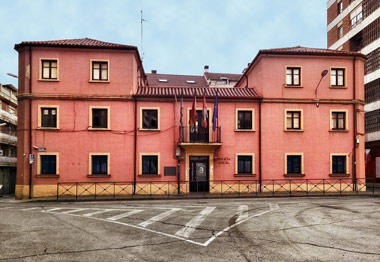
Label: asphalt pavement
xmin=0 ymin=196 xmax=379 ymax=261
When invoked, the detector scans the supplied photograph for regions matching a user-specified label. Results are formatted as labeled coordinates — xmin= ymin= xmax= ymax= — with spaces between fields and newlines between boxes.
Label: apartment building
xmin=0 ymin=83 xmax=17 ymax=195
xmin=14 ymin=38 xmax=365 ymax=199
xmin=327 ymin=0 xmax=380 ymax=181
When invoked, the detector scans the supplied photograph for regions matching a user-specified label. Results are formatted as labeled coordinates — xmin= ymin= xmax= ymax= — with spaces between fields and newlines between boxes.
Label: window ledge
xmin=88 ymin=128 xmax=111 ymax=131
xmin=285 ymin=85 xmax=303 ymax=88
xmin=138 ymin=174 xmax=161 ymax=177
xmin=234 ymin=129 xmax=255 ymax=132
xmin=138 ymin=128 xmax=161 ymax=132
xmin=234 ymin=173 xmax=256 ymax=177
xmin=329 ymin=86 xmax=347 ymax=89
xmin=284 ymin=129 xmax=304 ymax=132
xmin=329 ymin=130 xmax=349 ymax=133
xmin=36 ymin=174 xmax=59 ymax=178
xmin=38 ymin=79 xmax=59 ymax=82
xmin=37 ymin=127 xmax=60 ymax=131
xmin=89 ymin=80 xmax=110 ymax=83
xmin=87 ymin=174 xmax=111 ymax=178
xmin=329 ymin=173 xmax=350 ymax=177
xmin=284 ymin=173 xmax=305 ymax=177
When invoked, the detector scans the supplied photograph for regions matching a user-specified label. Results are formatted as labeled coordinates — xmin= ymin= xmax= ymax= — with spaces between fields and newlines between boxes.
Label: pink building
xmin=14 ymin=39 xmax=366 ymax=199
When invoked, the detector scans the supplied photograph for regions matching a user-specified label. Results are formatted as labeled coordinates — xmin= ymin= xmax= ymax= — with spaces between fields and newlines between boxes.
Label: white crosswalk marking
xmin=83 ymin=209 xmax=114 ymax=217
xmin=269 ymin=203 xmax=279 ymax=210
xmin=236 ymin=205 xmax=248 ymax=222
xmin=139 ymin=208 xmax=180 ymax=228
xmin=61 ymin=208 xmax=87 ymax=214
xmin=107 ymin=210 xmax=143 ymax=221
xmin=175 ymin=206 xmax=215 ymax=238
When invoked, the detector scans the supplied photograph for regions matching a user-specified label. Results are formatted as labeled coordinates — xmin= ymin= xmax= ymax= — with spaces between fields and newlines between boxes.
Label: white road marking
xmin=236 ymin=205 xmax=248 ymax=222
xmin=139 ymin=208 xmax=180 ymax=228
xmin=21 ymin=207 xmax=40 ymax=211
xmin=175 ymin=206 xmax=215 ymax=238
xmin=42 ymin=208 xmax=64 ymax=213
xmin=61 ymin=208 xmax=87 ymax=214
xmin=107 ymin=210 xmax=143 ymax=221
xmin=202 ymin=208 xmax=275 ymax=247
xmin=83 ymin=209 xmax=115 ymax=217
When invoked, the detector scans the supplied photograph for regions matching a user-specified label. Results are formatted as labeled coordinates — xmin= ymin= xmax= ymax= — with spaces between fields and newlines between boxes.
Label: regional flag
xmin=212 ymin=91 xmax=218 ymax=131
xmin=202 ymin=94 xmax=208 ymax=128
xmin=189 ymin=93 xmax=197 ymax=128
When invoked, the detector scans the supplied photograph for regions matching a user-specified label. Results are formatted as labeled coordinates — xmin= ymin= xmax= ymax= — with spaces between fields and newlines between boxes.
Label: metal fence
xmin=57 ymin=178 xmax=379 ymax=200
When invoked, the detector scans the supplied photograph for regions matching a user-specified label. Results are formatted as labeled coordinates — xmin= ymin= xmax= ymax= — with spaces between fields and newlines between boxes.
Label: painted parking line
xmin=236 ymin=205 xmax=248 ymax=222
xmin=107 ymin=210 xmax=144 ymax=221
xmin=83 ymin=209 xmax=115 ymax=217
xmin=61 ymin=208 xmax=88 ymax=214
xmin=21 ymin=207 xmax=41 ymax=211
xmin=42 ymin=208 xmax=64 ymax=213
xmin=139 ymin=208 xmax=181 ymax=228
xmin=175 ymin=206 xmax=216 ymax=238
xmin=269 ymin=204 xmax=279 ymax=210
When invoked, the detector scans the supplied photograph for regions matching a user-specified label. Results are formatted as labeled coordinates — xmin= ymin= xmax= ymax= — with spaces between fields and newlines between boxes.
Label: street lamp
xmin=314 ymin=70 xmax=329 ymax=107
xmin=6 ymin=73 xmax=18 ymax=78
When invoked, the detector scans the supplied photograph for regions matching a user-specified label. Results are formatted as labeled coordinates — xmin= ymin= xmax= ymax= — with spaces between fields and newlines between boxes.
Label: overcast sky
xmin=0 ymin=0 xmax=327 ymax=88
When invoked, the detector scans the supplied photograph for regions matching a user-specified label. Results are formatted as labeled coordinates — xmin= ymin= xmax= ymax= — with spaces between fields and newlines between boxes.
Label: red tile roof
xmin=204 ymin=72 xmax=242 ymax=81
xmin=259 ymin=46 xmax=366 ymax=59
xmin=136 ymin=86 xmax=260 ymax=99
xmin=147 ymin=73 xmax=208 ymax=88
xmin=236 ymin=46 xmax=366 ymax=86
xmin=14 ymin=38 xmax=137 ymax=50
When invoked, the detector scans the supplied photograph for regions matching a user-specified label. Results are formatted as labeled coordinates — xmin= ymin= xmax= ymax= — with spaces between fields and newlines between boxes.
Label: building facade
xmin=327 ymin=0 xmax=380 ymax=181
xmin=0 ymin=83 xmax=17 ymax=195
xmin=14 ymin=38 xmax=365 ymax=199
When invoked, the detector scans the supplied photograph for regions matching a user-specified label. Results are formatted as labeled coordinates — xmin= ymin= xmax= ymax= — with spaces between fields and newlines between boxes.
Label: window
xmin=38 ymin=105 xmax=59 ymax=129
xmin=286 ymin=155 xmax=302 ymax=174
xmin=142 ymin=155 xmax=159 ymax=174
xmin=140 ymin=107 xmax=160 ymax=130
xmin=91 ymin=155 xmax=108 ymax=175
xmin=332 ymin=156 xmax=347 ymax=174
xmin=89 ymin=106 xmax=110 ymax=129
xmin=38 ymin=153 xmax=59 ymax=175
xmin=286 ymin=110 xmax=301 ymax=130
xmin=337 ymin=0 xmax=343 ymax=14
xmin=286 ymin=67 xmax=301 ymax=86
xmin=350 ymin=5 xmax=362 ymax=28
xmin=91 ymin=61 xmax=108 ymax=81
xmin=331 ymin=68 xmax=345 ymax=86
xmin=41 ymin=59 xmax=58 ymax=80
xmin=142 ymin=109 xmax=158 ymax=129
xmin=338 ymin=24 xmax=343 ymax=38
xmin=330 ymin=154 xmax=349 ymax=176
xmin=41 ymin=108 xmax=57 ymax=128
xmin=237 ymin=155 xmax=253 ymax=174
xmin=237 ymin=110 xmax=253 ymax=130
xmin=331 ymin=111 xmax=346 ymax=130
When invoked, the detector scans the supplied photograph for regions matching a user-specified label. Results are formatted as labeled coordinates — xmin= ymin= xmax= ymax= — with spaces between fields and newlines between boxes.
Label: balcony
xmin=0 ymin=109 xmax=17 ymax=125
xmin=0 ymin=133 xmax=17 ymax=145
xmin=0 ymin=156 xmax=17 ymax=167
xmin=178 ymin=126 xmax=221 ymax=150
xmin=0 ymin=87 xmax=17 ymax=106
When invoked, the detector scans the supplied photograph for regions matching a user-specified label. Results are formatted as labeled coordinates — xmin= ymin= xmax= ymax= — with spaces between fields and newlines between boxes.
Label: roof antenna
xmin=140 ymin=10 xmax=147 ymax=62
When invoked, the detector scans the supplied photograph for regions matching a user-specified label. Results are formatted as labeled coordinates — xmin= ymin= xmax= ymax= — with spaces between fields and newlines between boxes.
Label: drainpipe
xmin=259 ymin=99 xmax=262 ymax=192
xmin=28 ymin=47 xmax=33 ymax=199
xmin=133 ymin=97 xmax=137 ymax=194
xmin=353 ymin=56 xmax=357 ymax=190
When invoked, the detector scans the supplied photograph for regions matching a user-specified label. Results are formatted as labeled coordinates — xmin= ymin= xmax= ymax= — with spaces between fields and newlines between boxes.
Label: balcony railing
xmin=0 ymin=109 xmax=17 ymax=125
xmin=0 ymin=156 xmax=17 ymax=166
xmin=179 ymin=126 xmax=221 ymax=143
xmin=0 ymin=133 xmax=17 ymax=145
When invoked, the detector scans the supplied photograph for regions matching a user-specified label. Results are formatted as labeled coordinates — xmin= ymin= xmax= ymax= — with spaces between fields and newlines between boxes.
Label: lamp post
xmin=6 ymin=73 xmax=18 ymax=78
xmin=315 ymin=70 xmax=329 ymax=107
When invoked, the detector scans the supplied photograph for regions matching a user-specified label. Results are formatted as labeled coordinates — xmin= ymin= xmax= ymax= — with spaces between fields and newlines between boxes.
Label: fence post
xmin=323 ymin=179 xmax=325 ymax=195
xmin=56 ymin=183 xmax=59 ymax=200
xmin=238 ymin=180 xmax=240 ymax=197
xmin=306 ymin=179 xmax=309 ymax=195
xmin=272 ymin=180 xmax=274 ymax=196
xmin=113 ymin=182 xmax=116 ymax=199
xmin=340 ymin=179 xmax=342 ymax=195
xmin=76 ymin=183 xmax=78 ymax=200
xmin=95 ymin=182 xmax=97 ymax=199
xmin=289 ymin=179 xmax=291 ymax=196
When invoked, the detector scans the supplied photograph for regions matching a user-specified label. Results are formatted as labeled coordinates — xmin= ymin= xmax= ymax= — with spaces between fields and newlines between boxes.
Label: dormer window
xmin=158 ymin=79 xmax=168 ymax=83
xmin=220 ymin=77 xmax=229 ymax=84
xmin=186 ymin=80 xmax=196 ymax=84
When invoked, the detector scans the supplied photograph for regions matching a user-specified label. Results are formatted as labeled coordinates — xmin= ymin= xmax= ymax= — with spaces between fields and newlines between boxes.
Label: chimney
xmin=204 ymin=65 xmax=209 ymax=73
xmin=151 ymin=70 xmax=157 ymax=74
